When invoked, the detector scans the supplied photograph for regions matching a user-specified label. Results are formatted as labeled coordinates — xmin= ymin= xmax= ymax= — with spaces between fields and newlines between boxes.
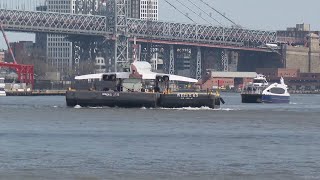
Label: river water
xmin=0 ymin=93 xmax=319 ymax=180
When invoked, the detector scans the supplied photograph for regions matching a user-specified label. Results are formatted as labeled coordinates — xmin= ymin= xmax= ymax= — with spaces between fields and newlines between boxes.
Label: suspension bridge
xmin=0 ymin=0 xmax=279 ymax=79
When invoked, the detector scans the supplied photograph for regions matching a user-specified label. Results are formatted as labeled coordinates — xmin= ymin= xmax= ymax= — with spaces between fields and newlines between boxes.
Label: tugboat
xmin=66 ymin=61 xmax=224 ymax=109
xmin=241 ymin=74 xmax=290 ymax=103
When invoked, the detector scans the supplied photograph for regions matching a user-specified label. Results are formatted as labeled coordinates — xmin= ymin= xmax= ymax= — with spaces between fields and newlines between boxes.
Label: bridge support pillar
xmin=221 ymin=49 xmax=229 ymax=72
xmin=196 ymin=47 xmax=202 ymax=80
xmin=71 ymin=37 xmax=99 ymax=75
xmin=115 ymin=35 xmax=129 ymax=71
xmin=169 ymin=45 xmax=175 ymax=75
xmin=73 ymin=44 xmax=81 ymax=74
xmin=104 ymin=41 xmax=115 ymax=72
xmin=229 ymin=51 xmax=239 ymax=72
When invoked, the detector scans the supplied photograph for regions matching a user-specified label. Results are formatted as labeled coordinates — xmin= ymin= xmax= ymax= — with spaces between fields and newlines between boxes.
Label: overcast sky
xmin=1 ymin=0 xmax=319 ymax=49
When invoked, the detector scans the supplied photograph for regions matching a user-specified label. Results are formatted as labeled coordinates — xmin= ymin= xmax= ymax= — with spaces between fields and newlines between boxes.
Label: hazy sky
xmin=1 ymin=0 xmax=319 ymax=49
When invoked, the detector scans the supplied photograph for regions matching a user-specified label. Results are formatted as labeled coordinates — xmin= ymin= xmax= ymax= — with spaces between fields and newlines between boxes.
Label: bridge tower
xmin=105 ymin=0 xmax=131 ymax=72
xmin=72 ymin=0 xmax=103 ymax=75
xmin=115 ymin=0 xmax=130 ymax=72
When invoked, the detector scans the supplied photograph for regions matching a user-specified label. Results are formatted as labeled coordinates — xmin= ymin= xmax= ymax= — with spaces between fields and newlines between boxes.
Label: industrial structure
xmin=0 ymin=23 xmax=34 ymax=87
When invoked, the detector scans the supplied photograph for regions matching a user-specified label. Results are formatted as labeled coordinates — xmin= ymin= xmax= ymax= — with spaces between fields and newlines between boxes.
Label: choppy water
xmin=0 ymin=93 xmax=320 ymax=180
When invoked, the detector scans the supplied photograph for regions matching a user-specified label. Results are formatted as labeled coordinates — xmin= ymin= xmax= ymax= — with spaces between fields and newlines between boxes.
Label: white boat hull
xmin=261 ymin=94 xmax=290 ymax=103
xmin=241 ymin=75 xmax=290 ymax=104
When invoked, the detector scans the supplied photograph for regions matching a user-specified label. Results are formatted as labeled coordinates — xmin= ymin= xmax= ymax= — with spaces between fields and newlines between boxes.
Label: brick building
xmin=201 ymin=71 xmax=257 ymax=90
xmin=256 ymin=68 xmax=320 ymax=91
xmin=0 ymin=50 xmax=4 ymax=62
xmin=256 ymin=68 xmax=300 ymax=78
xmin=277 ymin=23 xmax=319 ymax=45
xmin=4 ymin=41 xmax=34 ymax=63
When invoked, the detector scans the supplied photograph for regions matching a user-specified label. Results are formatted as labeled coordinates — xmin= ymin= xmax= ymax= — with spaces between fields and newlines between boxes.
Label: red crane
xmin=0 ymin=23 xmax=34 ymax=88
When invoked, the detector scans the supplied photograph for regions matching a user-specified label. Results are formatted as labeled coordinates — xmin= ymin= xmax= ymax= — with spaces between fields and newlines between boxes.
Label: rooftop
xmin=208 ymin=71 xmax=257 ymax=78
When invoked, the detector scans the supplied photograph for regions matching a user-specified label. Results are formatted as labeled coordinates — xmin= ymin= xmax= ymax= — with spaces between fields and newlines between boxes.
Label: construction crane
xmin=0 ymin=23 xmax=34 ymax=88
xmin=0 ymin=23 xmax=17 ymax=64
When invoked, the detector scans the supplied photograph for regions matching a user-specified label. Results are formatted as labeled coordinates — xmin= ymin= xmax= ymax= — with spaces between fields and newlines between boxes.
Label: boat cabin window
xmin=247 ymin=87 xmax=256 ymax=91
xmin=0 ymin=79 xmax=4 ymax=83
xmin=270 ymin=87 xmax=285 ymax=94
xmin=253 ymin=79 xmax=267 ymax=84
xmin=0 ymin=88 xmax=4 ymax=91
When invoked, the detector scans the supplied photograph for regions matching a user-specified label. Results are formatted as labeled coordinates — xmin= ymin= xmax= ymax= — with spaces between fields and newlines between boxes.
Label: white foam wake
xmin=158 ymin=107 xmax=239 ymax=111
xmin=74 ymin=105 xmax=82 ymax=109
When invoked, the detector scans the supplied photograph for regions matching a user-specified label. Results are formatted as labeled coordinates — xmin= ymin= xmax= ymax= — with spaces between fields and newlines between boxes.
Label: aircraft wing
xmin=75 ymin=73 xmax=104 ymax=80
xmin=139 ymin=72 xmax=198 ymax=83
xmin=75 ymin=72 xmax=130 ymax=80
xmin=167 ymin=74 xmax=198 ymax=83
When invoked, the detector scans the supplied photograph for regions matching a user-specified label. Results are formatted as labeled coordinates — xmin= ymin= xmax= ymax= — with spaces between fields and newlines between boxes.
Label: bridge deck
xmin=0 ymin=9 xmax=277 ymax=51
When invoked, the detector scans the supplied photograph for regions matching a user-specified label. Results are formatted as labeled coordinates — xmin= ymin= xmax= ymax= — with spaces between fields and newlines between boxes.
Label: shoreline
xmin=4 ymin=90 xmax=320 ymax=96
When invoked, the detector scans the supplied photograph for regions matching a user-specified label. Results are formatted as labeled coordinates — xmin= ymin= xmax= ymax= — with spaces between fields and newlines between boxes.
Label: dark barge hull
xmin=66 ymin=91 xmax=220 ymax=109
xmin=241 ymin=94 xmax=262 ymax=103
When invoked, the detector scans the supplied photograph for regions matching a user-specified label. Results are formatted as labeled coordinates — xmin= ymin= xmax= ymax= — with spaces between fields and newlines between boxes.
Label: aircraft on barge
xmin=66 ymin=61 xmax=224 ymax=109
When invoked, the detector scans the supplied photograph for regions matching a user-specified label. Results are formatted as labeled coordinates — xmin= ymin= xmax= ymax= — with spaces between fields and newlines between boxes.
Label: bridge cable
xmin=174 ymin=0 xmax=216 ymax=26
xmin=185 ymin=0 xmax=223 ymax=26
xmin=163 ymin=0 xmax=196 ymax=23
xmin=197 ymin=0 xmax=238 ymax=27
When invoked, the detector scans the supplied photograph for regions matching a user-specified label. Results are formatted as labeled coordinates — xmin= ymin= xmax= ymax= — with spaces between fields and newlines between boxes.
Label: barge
xmin=66 ymin=61 xmax=223 ymax=109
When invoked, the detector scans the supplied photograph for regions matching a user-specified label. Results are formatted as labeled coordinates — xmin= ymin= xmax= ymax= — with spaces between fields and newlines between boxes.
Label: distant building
xmin=277 ymin=23 xmax=320 ymax=45
xmin=131 ymin=0 xmax=158 ymax=20
xmin=140 ymin=0 xmax=158 ymax=21
xmin=131 ymin=0 xmax=140 ymax=18
xmin=4 ymin=41 xmax=34 ymax=63
xmin=35 ymin=1 xmax=103 ymax=80
xmin=201 ymin=71 xmax=257 ymax=90
xmin=0 ymin=50 xmax=5 ymax=62
xmin=256 ymin=68 xmax=300 ymax=78
xmin=44 ymin=0 xmax=76 ymax=80
xmin=256 ymin=68 xmax=320 ymax=91
xmin=296 ymin=23 xmax=310 ymax=31
xmin=283 ymin=33 xmax=320 ymax=73
xmin=11 ymin=41 xmax=34 ymax=56
xmin=36 ymin=5 xmax=47 ymax=11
